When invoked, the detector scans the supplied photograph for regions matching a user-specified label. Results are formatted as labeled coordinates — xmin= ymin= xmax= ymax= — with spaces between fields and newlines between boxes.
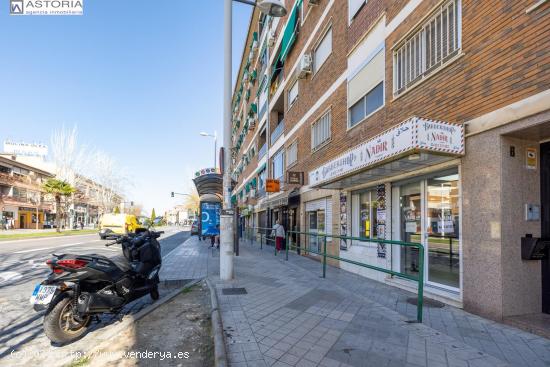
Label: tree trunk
xmin=55 ymin=195 xmax=61 ymax=233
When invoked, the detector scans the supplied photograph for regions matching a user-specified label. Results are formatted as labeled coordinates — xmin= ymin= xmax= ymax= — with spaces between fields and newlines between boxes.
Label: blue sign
xmin=201 ymin=202 xmax=220 ymax=236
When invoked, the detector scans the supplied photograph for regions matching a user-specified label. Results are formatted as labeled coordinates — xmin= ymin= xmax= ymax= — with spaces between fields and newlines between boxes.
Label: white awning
xmin=308 ymin=117 xmax=464 ymax=188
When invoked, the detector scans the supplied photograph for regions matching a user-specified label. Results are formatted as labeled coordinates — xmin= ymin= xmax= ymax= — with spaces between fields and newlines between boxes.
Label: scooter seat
xmin=108 ymin=255 xmax=133 ymax=273
xmin=90 ymin=254 xmax=132 ymax=273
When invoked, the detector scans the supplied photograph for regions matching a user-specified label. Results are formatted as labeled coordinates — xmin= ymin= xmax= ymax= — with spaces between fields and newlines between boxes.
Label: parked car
xmin=98 ymin=214 xmax=144 ymax=239
xmin=190 ymin=220 xmax=199 ymax=236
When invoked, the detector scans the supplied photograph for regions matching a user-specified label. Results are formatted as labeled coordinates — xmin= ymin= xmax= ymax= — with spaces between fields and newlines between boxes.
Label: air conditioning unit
xmin=297 ymin=53 xmax=313 ymax=79
xmin=243 ymin=73 xmax=249 ymax=83
xmin=267 ymin=30 xmax=276 ymax=47
xmin=309 ymin=0 xmax=320 ymax=5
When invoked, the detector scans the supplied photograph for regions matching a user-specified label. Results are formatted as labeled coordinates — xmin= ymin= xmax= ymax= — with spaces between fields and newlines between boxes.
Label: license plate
xmin=29 ymin=284 xmax=57 ymax=305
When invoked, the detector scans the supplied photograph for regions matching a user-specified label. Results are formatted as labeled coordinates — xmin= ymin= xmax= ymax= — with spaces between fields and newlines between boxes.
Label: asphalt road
xmin=0 ymin=227 xmax=190 ymax=366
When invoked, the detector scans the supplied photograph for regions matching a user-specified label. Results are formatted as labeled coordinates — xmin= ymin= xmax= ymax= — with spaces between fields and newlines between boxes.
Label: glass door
xmin=399 ymin=183 xmax=422 ymax=279
xmin=426 ymin=173 xmax=460 ymax=289
xmin=307 ymin=211 xmax=319 ymax=254
xmin=394 ymin=169 xmax=461 ymax=292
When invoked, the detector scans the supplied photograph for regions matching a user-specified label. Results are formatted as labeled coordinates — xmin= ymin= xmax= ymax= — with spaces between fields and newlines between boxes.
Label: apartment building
xmin=0 ymin=155 xmax=54 ymax=229
xmin=230 ymin=0 xmax=550 ymax=321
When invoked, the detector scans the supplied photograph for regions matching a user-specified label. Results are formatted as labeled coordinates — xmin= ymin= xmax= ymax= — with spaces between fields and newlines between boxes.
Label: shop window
xmin=393 ymin=0 xmax=461 ymax=96
xmin=354 ymin=190 xmax=379 ymax=240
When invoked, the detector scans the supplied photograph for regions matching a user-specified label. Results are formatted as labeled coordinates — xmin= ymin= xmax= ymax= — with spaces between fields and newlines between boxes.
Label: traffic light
xmin=171 ymin=192 xmax=174 ymax=197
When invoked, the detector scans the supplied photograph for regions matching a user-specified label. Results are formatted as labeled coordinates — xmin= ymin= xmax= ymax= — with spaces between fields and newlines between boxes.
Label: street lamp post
xmin=221 ymin=0 xmax=287 ymax=281
xmin=200 ymin=131 xmax=217 ymax=170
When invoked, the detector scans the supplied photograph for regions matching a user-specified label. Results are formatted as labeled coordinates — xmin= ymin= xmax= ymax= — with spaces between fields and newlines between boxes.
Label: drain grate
xmin=222 ymin=287 xmax=248 ymax=295
xmin=407 ymin=297 xmax=445 ymax=308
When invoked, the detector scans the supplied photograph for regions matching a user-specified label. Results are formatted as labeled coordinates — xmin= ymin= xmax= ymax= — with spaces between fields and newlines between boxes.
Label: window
xmin=349 ymin=0 xmax=366 ymax=22
xmin=349 ymin=82 xmax=384 ymax=127
xmin=0 ymin=165 xmax=10 ymax=174
xmin=272 ymin=149 xmax=285 ymax=181
xmin=311 ymin=110 xmax=331 ymax=150
xmin=314 ymin=27 xmax=332 ymax=74
xmin=286 ymin=141 xmax=298 ymax=167
xmin=288 ymin=80 xmax=299 ymax=107
xmin=355 ymin=190 xmax=379 ymax=240
xmin=393 ymin=0 xmax=461 ymax=95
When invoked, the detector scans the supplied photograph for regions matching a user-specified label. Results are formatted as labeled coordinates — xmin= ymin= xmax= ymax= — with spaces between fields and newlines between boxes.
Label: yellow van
xmin=98 ymin=214 xmax=144 ymax=239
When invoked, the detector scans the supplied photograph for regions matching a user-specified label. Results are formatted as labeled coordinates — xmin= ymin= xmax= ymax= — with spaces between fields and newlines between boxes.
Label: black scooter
xmin=30 ymin=229 xmax=163 ymax=344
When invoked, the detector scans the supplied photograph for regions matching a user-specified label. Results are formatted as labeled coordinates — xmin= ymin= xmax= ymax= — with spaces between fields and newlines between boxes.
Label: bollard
xmin=322 ymin=236 xmax=327 ymax=279
xmin=417 ymin=245 xmax=425 ymax=323
xmin=285 ymin=233 xmax=289 ymax=261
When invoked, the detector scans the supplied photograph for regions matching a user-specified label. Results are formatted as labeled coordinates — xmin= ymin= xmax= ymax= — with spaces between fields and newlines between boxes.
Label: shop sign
xmin=287 ymin=171 xmax=304 ymax=185
xmin=4 ymin=141 xmax=48 ymax=157
xmin=19 ymin=207 xmax=40 ymax=212
xmin=308 ymin=117 xmax=464 ymax=186
xmin=266 ymin=179 xmax=280 ymax=193
xmin=526 ymin=148 xmax=537 ymax=170
xmin=194 ymin=168 xmax=220 ymax=178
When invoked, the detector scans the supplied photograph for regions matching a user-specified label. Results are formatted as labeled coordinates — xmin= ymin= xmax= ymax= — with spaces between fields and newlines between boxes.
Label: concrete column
xmin=220 ymin=214 xmax=234 ymax=280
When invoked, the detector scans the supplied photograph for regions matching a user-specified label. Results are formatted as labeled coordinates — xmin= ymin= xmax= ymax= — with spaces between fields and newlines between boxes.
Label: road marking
xmin=13 ymin=240 xmax=102 ymax=254
xmin=0 ymin=233 xmax=98 ymax=244
xmin=0 ymin=271 xmax=22 ymax=283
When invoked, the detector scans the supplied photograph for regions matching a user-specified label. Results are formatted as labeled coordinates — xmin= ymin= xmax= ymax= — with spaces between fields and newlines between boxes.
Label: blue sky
xmin=0 ymin=0 xmax=252 ymax=214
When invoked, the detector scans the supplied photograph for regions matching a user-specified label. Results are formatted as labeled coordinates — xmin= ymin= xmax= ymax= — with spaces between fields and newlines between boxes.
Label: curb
xmin=206 ymin=278 xmax=228 ymax=367
xmin=60 ymin=279 xmax=201 ymax=367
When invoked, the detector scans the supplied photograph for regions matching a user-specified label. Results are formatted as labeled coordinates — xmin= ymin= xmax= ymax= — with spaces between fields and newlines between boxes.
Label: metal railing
xmin=270 ymin=120 xmax=284 ymax=145
xmin=242 ymin=226 xmax=425 ymax=323
xmin=258 ymin=143 xmax=267 ymax=159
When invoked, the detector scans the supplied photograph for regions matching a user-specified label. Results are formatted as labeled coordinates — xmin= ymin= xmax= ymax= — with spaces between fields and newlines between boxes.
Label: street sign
xmin=287 ymin=171 xmax=304 ymax=185
xmin=266 ymin=179 xmax=280 ymax=193
xmin=221 ymin=209 xmax=235 ymax=216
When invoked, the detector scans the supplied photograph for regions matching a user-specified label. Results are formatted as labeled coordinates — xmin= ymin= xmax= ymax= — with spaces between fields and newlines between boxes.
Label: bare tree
xmin=88 ymin=150 xmax=130 ymax=215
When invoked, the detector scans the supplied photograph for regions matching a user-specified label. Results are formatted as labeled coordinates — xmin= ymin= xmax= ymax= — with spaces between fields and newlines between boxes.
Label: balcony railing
xmin=258 ymin=143 xmax=267 ymax=159
xmin=270 ymin=120 xmax=284 ymax=145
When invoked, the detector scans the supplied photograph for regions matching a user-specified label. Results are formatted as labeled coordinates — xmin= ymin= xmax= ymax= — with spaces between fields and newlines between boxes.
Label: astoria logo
xmin=10 ymin=0 xmax=83 ymax=15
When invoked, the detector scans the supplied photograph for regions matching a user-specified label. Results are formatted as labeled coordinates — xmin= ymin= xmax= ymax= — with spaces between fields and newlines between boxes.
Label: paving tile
xmin=202 ymin=238 xmax=550 ymax=367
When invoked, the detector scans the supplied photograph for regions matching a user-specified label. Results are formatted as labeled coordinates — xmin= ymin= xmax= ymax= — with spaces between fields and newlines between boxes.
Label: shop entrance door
xmin=541 ymin=142 xmax=550 ymax=314
xmin=393 ymin=169 xmax=461 ymax=292
xmin=20 ymin=215 xmax=25 ymax=229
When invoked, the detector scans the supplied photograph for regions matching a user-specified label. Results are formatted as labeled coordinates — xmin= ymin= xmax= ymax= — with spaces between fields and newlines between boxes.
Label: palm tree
xmin=43 ymin=179 xmax=75 ymax=232
xmin=150 ymin=208 xmax=156 ymax=225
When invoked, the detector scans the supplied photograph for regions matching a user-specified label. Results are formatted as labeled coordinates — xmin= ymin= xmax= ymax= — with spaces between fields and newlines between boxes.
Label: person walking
xmin=272 ymin=220 xmax=285 ymax=252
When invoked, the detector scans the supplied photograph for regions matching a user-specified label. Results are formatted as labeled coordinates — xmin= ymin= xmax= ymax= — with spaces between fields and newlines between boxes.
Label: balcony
xmin=258 ymin=143 xmax=267 ymax=159
xmin=270 ymin=120 xmax=285 ymax=145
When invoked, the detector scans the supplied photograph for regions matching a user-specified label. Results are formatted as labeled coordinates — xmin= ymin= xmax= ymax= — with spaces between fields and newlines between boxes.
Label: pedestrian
xmin=80 ymin=220 xmax=84 ymax=230
xmin=272 ymin=220 xmax=285 ymax=252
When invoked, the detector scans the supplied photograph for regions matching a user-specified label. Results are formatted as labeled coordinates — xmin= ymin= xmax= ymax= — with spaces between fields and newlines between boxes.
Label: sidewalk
xmin=205 ymin=238 xmax=550 ymax=367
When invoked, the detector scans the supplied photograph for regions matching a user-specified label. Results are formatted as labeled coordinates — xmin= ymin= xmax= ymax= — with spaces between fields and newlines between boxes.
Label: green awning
xmin=279 ymin=0 xmax=302 ymax=62
xmin=249 ymin=103 xmax=257 ymax=115
xmin=256 ymin=75 xmax=267 ymax=96
xmin=245 ymin=183 xmax=250 ymax=193
xmin=245 ymin=89 xmax=251 ymax=101
xmin=250 ymin=69 xmax=257 ymax=84
xmin=256 ymin=163 xmax=267 ymax=174
xmin=251 ymin=177 xmax=257 ymax=188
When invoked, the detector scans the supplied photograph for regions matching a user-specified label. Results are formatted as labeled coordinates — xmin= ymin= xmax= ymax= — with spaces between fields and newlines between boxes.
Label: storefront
xmin=18 ymin=206 xmax=46 ymax=229
xmin=308 ymin=117 xmax=465 ymax=303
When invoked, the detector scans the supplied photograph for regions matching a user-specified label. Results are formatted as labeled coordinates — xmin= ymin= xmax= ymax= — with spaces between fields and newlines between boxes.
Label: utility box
xmin=521 ymin=235 xmax=550 ymax=260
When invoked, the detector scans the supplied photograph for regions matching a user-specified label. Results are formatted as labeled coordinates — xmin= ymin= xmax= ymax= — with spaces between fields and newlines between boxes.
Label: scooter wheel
xmin=44 ymin=297 xmax=90 ymax=344
xmin=150 ymin=286 xmax=160 ymax=301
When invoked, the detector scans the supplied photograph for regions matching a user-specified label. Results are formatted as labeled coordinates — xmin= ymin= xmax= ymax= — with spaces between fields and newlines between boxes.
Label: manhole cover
xmin=222 ymin=287 xmax=247 ymax=295
xmin=406 ymin=297 xmax=445 ymax=308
